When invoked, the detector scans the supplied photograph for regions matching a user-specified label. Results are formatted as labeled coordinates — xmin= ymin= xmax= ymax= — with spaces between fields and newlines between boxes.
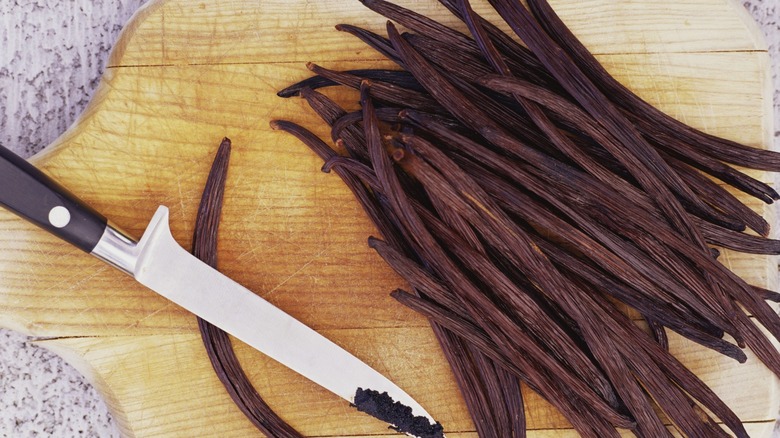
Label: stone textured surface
xmin=0 ymin=330 xmax=118 ymax=437
xmin=0 ymin=0 xmax=778 ymax=437
xmin=0 ymin=0 xmax=150 ymax=157
xmin=743 ymin=0 xmax=780 ymax=151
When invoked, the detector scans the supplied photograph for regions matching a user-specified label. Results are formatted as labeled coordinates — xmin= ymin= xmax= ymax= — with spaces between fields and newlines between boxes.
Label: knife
xmin=0 ymin=145 xmax=444 ymax=438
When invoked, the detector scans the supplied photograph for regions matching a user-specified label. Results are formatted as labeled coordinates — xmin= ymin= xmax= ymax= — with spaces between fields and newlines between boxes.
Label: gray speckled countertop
xmin=0 ymin=0 xmax=778 ymax=437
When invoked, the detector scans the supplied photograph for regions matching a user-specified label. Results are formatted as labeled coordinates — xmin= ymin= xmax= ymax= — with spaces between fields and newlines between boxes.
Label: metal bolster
xmin=90 ymin=223 xmax=140 ymax=276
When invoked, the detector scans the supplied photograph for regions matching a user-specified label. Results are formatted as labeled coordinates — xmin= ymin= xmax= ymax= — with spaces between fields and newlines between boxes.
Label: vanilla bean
xmin=394 ymin=131 xmax=757 ymax=436
xmin=307 ymin=63 xmax=442 ymax=112
xmin=273 ymin=2 xmax=780 ymax=435
xmin=525 ymin=0 xmax=780 ymax=173
xmin=645 ymin=317 xmax=670 ymax=351
xmin=663 ymin=153 xmax=764 ymax=235
xmin=391 ymin=135 xmax=631 ymax=409
xmin=495 ymin=367 xmax=525 ymax=438
xmin=278 ymin=69 xmax=422 ymax=97
xmin=486 ymin=0 xmax=752 ymax=257
xmin=468 ymin=347 xmax=512 ymax=437
xmin=477 ymin=74 xmax=748 ymax=230
xmin=359 ymin=0 xmax=473 ymax=48
xmin=192 ymin=138 xmax=303 ymax=438
xmin=390 ymin=290 xmax=624 ymax=437
xmin=330 ymin=107 xmax=403 ymax=145
xmin=336 ymin=23 xmax=405 ymax=67
xmin=753 ymin=286 xmax=780 ymax=303
xmin=658 ymin=138 xmax=778 ymax=204
xmin=369 ymin=237 xmax=466 ymax=314
xmin=298 ymin=87 xmax=373 ymax=167
xmin=360 ymin=81 xmax=630 ymax=433
xmin=401 ymin=111 xmax=738 ymax=335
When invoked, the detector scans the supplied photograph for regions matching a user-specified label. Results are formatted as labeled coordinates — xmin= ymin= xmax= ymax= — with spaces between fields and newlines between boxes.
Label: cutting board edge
xmin=725 ymin=0 xmax=771 ymax=52
xmin=26 ymin=0 xmax=166 ymax=168
xmin=106 ymin=0 xmax=166 ymax=69
xmin=5 ymin=1 xmax=777 ymax=436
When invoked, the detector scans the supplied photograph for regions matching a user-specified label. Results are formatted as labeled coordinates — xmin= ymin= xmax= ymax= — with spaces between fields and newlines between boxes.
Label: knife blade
xmin=0 ymin=145 xmax=444 ymax=438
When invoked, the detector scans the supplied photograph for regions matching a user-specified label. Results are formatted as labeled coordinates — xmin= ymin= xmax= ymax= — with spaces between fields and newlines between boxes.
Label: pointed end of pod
xmin=352 ymin=387 xmax=444 ymax=438
xmin=218 ymin=137 xmax=231 ymax=152
xmin=385 ymin=20 xmax=399 ymax=37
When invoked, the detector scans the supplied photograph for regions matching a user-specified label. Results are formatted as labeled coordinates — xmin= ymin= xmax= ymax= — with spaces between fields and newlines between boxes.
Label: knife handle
xmin=0 ymin=145 xmax=108 ymax=253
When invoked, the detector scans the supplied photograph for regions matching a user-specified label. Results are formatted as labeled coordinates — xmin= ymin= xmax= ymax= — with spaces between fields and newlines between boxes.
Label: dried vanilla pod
xmin=272 ymin=1 xmax=780 ymax=436
xmin=191 ymin=138 xmax=303 ymax=437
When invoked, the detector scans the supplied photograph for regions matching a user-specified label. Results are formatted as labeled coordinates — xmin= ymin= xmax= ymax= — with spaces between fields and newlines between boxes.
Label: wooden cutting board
xmin=0 ymin=0 xmax=777 ymax=436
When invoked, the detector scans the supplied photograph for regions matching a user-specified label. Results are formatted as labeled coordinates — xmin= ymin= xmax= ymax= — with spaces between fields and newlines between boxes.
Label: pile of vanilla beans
xmin=273 ymin=0 xmax=780 ymax=436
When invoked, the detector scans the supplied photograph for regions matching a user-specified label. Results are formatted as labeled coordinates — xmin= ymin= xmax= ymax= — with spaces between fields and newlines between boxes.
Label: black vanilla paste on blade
xmin=353 ymin=388 xmax=444 ymax=438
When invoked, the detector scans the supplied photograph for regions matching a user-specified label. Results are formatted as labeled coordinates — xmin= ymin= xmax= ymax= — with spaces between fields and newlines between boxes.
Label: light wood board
xmin=0 ymin=0 xmax=777 ymax=436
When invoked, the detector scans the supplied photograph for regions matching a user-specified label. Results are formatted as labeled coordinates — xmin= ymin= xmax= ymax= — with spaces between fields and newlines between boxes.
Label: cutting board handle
xmin=0 ymin=145 xmax=108 ymax=253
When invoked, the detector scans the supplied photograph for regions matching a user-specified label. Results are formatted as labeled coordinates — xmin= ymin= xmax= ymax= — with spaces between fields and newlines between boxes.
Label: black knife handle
xmin=0 ymin=145 xmax=107 ymax=253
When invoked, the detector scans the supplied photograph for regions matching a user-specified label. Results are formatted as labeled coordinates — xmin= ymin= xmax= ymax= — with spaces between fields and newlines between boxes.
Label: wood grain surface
xmin=0 ymin=0 xmax=777 ymax=436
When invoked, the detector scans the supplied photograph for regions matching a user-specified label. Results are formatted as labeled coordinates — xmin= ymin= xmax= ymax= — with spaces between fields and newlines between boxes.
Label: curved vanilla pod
xmin=330 ymin=107 xmax=402 ymax=142
xmin=752 ymin=286 xmax=780 ymax=303
xmin=656 ymin=137 xmax=778 ymax=204
xmin=336 ymin=23 xmax=405 ymax=66
xmin=192 ymin=139 xmax=304 ymax=438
